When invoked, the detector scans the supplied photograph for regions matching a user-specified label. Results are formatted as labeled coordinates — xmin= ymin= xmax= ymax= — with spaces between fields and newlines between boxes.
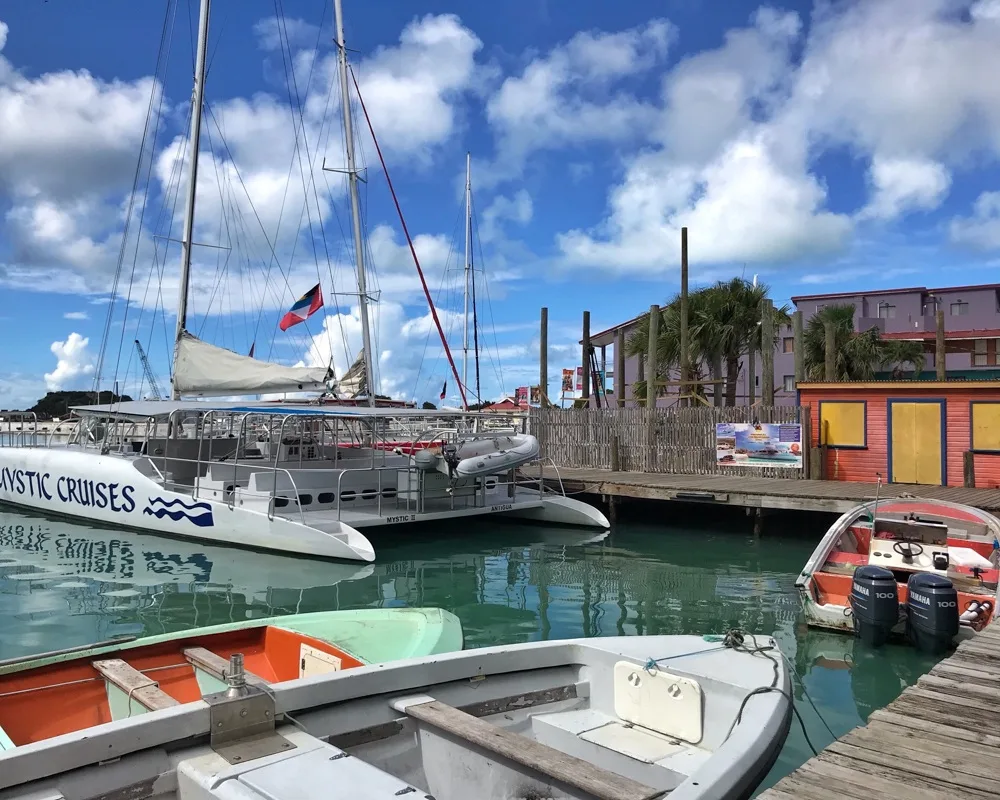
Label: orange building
xmin=798 ymin=381 xmax=1000 ymax=489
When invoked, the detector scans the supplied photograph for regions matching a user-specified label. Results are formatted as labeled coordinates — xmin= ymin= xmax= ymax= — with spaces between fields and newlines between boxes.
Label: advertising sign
xmin=715 ymin=422 xmax=802 ymax=469
xmin=561 ymin=369 xmax=574 ymax=393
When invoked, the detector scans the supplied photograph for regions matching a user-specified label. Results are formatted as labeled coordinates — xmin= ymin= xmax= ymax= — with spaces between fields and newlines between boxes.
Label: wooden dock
xmin=759 ymin=626 xmax=1000 ymax=800
xmin=536 ymin=467 xmax=1000 ymax=514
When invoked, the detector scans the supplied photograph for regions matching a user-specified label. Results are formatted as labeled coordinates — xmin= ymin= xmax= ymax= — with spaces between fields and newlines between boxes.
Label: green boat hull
xmin=0 ymin=607 xmax=464 ymax=676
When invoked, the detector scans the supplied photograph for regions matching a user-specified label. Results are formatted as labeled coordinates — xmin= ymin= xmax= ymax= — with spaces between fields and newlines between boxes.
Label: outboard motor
xmin=906 ymin=572 xmax=959 ymax=654
xmin=850 ymin=565 xmax=898 ymax=647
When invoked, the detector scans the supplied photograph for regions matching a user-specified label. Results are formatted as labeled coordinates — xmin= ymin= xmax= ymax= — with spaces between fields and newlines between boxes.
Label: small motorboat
xmin=797 ymin=494 xmax=1000 ymax=652
xmin=0 ymin=606 xmax=463 ymax=751
xmin=407 ymin=433 xmax=542 ymax=479
xmin=0 ymin=632 xmax=791 ymax=800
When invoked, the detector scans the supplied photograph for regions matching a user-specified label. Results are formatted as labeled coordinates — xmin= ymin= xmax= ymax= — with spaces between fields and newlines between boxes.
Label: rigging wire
xmin=93 ymin=0 xmax=176 ymax=398
xmin=471 ymin=192 xmax=507 ymax=396
xmin=347 ymin=64 xmax=466 ymax=409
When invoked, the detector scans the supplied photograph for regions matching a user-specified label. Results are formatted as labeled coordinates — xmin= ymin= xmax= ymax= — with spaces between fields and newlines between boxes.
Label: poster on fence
xmin=715 ymin=422 xmax=802 ymax=468
xmin=561 ymin=369 xmax=574 ymax=393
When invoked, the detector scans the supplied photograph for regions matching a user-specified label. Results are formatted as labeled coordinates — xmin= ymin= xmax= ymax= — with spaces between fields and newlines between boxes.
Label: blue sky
xmin=2 ymin=0 xmax=1000 ymax=409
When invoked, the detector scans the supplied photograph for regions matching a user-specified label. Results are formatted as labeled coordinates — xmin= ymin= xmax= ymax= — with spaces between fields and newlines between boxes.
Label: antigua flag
xmin=439 ymin=380 xmax=447 ymax=400
xmin=248 ymin=341 xmax=255 ymax=358
xmin=279 ymin=283 xmax=323 ymax=331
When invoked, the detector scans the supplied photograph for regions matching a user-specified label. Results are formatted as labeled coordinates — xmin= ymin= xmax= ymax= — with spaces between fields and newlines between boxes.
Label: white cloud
xmin=480 ymin=190 xmax=533 ymax=242
xmin=253 ymin=17 xmax=322 ymax=52
xmin=349 ymin=14 xmax=485 ymax=163
xmin=484 ymin=20 xmax=673 ymax=182
xmin=63 ymin=311 xmax=89 ymax=320
xmin=950 ymin=191 xmax=1000 ymax=250
xmin=859 ymin=157 xmax=952 ymax=220
xmin=44 ymin=333 xmax=95 ymax=391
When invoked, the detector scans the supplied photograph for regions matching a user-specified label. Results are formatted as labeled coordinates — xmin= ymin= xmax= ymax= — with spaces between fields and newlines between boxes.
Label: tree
xmin=803 ymin=304 xmax=925 ymax=380
xmin=28 ymin=391 xmax=132 ymax=419
xmin=625 ymin=278 xmax=790 ymax=406
xmin=421 ymin=401 xmax=437 ymax=410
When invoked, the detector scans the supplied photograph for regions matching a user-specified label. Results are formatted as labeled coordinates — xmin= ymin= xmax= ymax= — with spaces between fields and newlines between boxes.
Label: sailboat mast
xmin=172 ymin=0 xmax=211 ymax=400
xmin=334 ymin=0 xmax=376 ymax=407
xmin=463 ymin=151 xmax=471 ymax=397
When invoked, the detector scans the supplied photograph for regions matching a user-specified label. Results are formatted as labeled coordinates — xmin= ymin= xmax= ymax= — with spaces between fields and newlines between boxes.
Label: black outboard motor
xmin=906 ymin=572 xmax=959 ymax=654
xmin=850 ymin=565 xmax=898 ymax=647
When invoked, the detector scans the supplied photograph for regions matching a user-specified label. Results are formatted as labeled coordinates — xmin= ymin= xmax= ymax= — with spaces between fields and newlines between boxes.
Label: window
xmin=974 ymin=339 xmax=988 ymax=367
xmin=972 ymin=403 xmax=1000 ymax=452
xmin=755 ymin=375 xmax=759 ymax=386
xmin=783 ymin=375 xmax=795 ymax=392
xmin=782 ymin=337 xmax=794 ymax=353
xmin=951 ymin=301 xmax=969 ymax=316
xmin=923 ymin=297 xmax=938 ymax=316
xmin=878 ymin=303 xmax=896 ymax=319
xmin=819 ymin=401 xmax=867 ymax=448
xmin=973 ymin=339 xmax=997 ymax=367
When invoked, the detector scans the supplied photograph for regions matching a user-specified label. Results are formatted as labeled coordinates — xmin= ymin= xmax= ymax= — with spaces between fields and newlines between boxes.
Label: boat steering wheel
xmin=893 ymin=539 xmax=924 ymax=559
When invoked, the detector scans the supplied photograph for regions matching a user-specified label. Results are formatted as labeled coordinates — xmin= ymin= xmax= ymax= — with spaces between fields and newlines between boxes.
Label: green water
xmin=0 ymin=505 xmax=941 ymax=794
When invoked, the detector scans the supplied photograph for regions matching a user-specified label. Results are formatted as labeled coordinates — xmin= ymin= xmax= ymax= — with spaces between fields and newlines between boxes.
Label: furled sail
xmin=173 ymin=331 xmax=333 ymax=397
xmin=336 ymin=350 xmax=367 ymax=398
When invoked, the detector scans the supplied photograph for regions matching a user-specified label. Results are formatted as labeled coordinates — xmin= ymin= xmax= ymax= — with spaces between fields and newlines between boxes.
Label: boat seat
xmin=392 ymin=696 xmax=666 ymax=800
xmin=92 ymin=659 xmax=179 ymax=717
xmin=183 ymin=647 xmax=270 ymax=691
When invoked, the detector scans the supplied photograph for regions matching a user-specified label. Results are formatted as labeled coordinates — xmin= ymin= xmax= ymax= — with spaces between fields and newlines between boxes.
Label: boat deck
xmin=759 ymin=623 xmax=1000 ymax=799
xmin=534 ymin=467 xmax=1000 ymax=514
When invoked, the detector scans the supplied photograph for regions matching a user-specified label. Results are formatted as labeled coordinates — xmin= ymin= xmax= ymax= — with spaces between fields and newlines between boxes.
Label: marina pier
xmin=759 ymin=622 xmax=1000 ymax=799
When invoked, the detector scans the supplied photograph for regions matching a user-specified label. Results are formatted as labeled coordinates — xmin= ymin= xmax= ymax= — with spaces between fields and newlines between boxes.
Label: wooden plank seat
xmin=182 ymin=647 xmax=269 ymax=687
xmin=394 ymin=695 xmax=666 ymax=800
xmin=91 ymin=659 xmax=179 ymax=712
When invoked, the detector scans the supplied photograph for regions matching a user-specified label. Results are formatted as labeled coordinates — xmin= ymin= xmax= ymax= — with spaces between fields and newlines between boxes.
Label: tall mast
xmin=463 ymin=151 xmax=471 ymax=396
xmin=334 ymin=0 xmax=375 ymax=407
xmin=172 ymin=0 xmax=211 ymax=399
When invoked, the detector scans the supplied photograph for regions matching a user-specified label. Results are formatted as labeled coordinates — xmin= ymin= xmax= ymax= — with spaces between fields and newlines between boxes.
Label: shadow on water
xmin=0 ymin=504 xmax=943 ymax=794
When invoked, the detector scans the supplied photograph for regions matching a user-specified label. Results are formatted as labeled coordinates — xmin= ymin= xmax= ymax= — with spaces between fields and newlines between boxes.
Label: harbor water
xmin=0 ymin=504 xmax=941 ymax=795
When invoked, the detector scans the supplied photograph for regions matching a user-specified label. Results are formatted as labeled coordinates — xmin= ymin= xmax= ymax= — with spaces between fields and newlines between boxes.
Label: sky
xmin=3 ymin=0 xmax=1000 ymax=409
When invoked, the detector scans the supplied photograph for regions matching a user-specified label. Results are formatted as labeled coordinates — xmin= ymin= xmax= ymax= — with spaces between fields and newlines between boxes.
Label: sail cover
xmin=337 ymin=350 xmax=367 ymax=398
xmin=173 ymin=331 xmax=333 ymax=397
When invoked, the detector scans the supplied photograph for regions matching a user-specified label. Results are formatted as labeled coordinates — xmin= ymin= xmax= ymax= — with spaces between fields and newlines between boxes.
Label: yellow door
xmin=890 ymin=402 xmax=943 ymax=485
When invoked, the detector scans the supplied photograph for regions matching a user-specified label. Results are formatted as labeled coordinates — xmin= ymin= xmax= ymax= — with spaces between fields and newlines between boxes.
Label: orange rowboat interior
xmin=0 ymin=626 xmax=363 ymax=748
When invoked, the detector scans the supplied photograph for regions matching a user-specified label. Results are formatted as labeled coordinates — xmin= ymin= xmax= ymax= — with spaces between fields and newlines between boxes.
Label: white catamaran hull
xmin=0 ymin=448 xmax=376 ymax=563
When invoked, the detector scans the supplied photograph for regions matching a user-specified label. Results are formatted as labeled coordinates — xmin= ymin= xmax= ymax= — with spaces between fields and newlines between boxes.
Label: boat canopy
xmin=172 ymin=331 xmax=334 ymax=397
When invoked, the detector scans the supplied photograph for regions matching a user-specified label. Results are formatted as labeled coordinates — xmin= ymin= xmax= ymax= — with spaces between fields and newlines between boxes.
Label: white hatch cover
xmin=613 ymin=661 xmax=703 ymax=744
xmin=299 ymin=644 xmax=342 ymax=679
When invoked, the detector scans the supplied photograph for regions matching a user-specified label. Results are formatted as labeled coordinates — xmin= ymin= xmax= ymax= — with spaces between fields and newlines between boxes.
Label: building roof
xmin=481 ymin=397 xmax=528 ymax=411
xmin=880 ymin=329 xmax=1000 ymax=340
xmin=792 ymin=282 xmax=1000 ymax=304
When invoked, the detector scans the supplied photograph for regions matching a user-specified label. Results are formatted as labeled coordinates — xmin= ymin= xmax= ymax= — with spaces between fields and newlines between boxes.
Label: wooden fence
xmin=529 ymin=406 xmax=807 ymax=478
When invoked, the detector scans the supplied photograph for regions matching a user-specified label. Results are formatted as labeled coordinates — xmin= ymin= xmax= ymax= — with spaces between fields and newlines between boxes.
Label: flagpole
xmin=334 ymin=0 xmax=376 ymax=407
xmin=172 ymin=0 xmax=211 ymax=400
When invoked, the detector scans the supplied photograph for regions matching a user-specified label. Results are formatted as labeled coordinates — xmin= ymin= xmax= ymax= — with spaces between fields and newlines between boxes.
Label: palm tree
xmin=625 ymin=279 xmax=789 ymax=405
xmin=803 ymin=304 xmax=924 ymax=380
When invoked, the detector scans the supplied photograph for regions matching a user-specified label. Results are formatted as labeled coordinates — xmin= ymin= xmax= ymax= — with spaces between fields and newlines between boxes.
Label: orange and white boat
xmin=0 ymin=607 xmax=462 ymax=752
xmin=796 ymin=495 xmax=1000 ymax=652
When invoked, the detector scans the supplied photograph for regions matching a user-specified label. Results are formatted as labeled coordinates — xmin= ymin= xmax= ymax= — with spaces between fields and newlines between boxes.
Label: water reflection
xmin=0 ymin=508 xmax=943 ymax=794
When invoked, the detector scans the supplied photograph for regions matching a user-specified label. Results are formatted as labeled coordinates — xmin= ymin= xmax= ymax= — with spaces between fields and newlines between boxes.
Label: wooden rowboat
xmin=0 ymin=606 xmax=463 ymax=751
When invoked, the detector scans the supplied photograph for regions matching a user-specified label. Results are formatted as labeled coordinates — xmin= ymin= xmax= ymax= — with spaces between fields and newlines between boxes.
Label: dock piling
xmin=581 ymin=310 xmax=591 ymax=402
xmin=540 ymin=306 xmax=548 ymax=405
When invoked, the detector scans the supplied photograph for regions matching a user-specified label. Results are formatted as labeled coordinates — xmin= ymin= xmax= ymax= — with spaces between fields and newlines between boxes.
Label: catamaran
xmin=0 ymin=0 xmax=608 ymax=562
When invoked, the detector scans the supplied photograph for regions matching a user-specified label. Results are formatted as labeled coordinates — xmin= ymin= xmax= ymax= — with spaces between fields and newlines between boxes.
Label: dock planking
xmin=758 ymin=624 xmax=1000 ymax=800
xmin=534 ymin=467 xmax=1000 ymax=514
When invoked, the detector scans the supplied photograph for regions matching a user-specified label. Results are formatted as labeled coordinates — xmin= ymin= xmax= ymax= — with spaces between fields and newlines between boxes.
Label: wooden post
xmin=801 ymin=410 xmax=812 ymax=478
xmin=761 ymin=298 xmax=774 ymax=407
xmin=712 ymin=352 xmax=724 ymax=408
xmin=540 ymin=306 xmax=548 ymax=405
xmin=615 ymin=328 xmax=626 ymax=408
xmin=581 ymin=310 xmax=591 ymax=401
xmin=824 ymin=321 xmax=836 ymax=382
xmin=679 ymin=227 xmax=689 ymax=406
xmin=793 ymin=309 xmax=804 ymax=386
xmin=964 ymin=451 xmax=976 ymax=488
xmin=936 ymin=309 xmax=946 ymax=381
xmin=646 ymin=304 xmax=660 ymax=408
